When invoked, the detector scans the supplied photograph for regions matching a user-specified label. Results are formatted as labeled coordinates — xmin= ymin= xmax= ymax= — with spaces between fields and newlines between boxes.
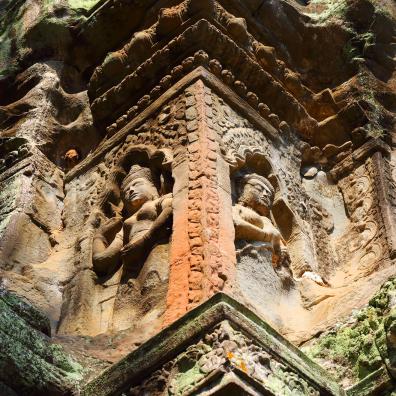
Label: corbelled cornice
xmin=89 ymin=17 xmax=318 ymax=140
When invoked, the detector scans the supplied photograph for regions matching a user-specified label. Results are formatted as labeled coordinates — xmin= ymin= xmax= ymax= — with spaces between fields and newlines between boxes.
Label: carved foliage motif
xmin=171 ymin=81 xmax=232 ymax=313
xmin=372 ymin=153 xmax=396 ymax=258
xmin=338 ymin=158 xmax=385 ymax=273
xmin=129 ymin=321 xmax=320 ymax=396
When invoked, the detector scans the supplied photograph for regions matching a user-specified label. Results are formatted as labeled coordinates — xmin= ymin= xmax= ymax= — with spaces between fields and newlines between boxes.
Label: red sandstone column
xmin=163 ymin=80 xmax=236 ymax=326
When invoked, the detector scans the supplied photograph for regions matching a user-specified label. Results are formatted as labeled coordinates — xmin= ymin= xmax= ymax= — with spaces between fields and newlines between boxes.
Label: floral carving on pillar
xmin=164 ymin=80 xmax=236 ymax=325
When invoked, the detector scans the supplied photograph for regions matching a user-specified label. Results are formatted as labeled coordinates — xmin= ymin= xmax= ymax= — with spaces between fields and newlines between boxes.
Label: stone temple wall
xmin=0 ymin=0 xmax=395 ymax=395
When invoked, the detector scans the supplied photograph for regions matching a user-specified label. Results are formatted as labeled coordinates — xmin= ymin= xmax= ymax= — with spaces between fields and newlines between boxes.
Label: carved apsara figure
xmin=92 ymin=164 xmax=172 ymax=276
xmin=233 ymin=172 xmax=287 ymax=266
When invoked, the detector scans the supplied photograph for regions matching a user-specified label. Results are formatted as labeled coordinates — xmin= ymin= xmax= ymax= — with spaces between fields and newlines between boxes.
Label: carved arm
xmin=92 ymin=217 xmax=123 ymax=275
xmin=233 ymin=205 xmax=283 ymax=260
xmin=233 ymin=206 xmax=274 ymax=240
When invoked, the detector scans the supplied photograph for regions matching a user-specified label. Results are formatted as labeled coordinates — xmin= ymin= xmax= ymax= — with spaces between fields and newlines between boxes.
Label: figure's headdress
xmin=121 ymin=164 xmax=156 ymax=190
xmin=237 ymin=172 xmax=275 ymax=199
xmin=245 ymin=173 xmax=274 ymax=194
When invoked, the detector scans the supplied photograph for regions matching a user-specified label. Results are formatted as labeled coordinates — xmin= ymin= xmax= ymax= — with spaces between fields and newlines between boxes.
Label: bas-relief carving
xmin=0 ymin=60 xmax=391 ymax=368
xmin=93 ymin=163 xmax=173 ymax=332
xmin=58 ymin=93 xmax=186 ymax=336
xmin=301 ymin=170 xmax=344 ymax=282
xmin=92 ymin=164 xmax=172 ymax=277
xmin=0 ymin=0 xmax=395 ymax=393
xmin=210 ymin=90 xmax=324 ymax=282
xmin=208 ymin=87 xmax=396 ymax=341
xmin=128 ymin=321 xmax=320 ymax=396
xmin=335 ymin=159 xmax=385 ymax=280
xmin=232 ymin=172 xmax=287 ymax=267
xmin=231 ymin=170 xmax=298 ymax=327
xmin=89 ymin=0 xmax=315 ymax=139
xmin=164 ymin=80 xmax=237 ymax=326
xmin=2 ymin=75 xmax=390 ymax=350
xmin=391 ymin=149 xmax=396 ymax=190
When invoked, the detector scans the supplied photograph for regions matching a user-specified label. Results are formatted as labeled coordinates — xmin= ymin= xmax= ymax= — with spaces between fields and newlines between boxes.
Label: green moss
xmin=305 ymin=0 xmax=349 ymax=24
xmin=357 ymin=71 xmax=386 ymax=139
xmin=304 ymin=278 xmax=396 ymax=385
xmin=305 ymin=311 xmax=382 ymax=382
xmin=265 ymin=374 xmax=294 ymax=395
xmin=172 ymin=364 xmax=205 ymax=394
xmin=0 ymin=0 xmax=91 ymax=77
xmin=367 ymin=0 xmax=393 ymax=19
xmin=67 ymin=0 xmax=102 ymax=11
xmin=0 ymin=289 xmax=83 ymax=394
xmin=169 ymin=343 xmax=212 ymax=394
xmin=0 ymin=287 xmax=50 ymax=335
xmin=40 ymin=0 xmax=102 ymax=13
xmin=307 ymin=0 xmax=393 ymax=23
xmin=49 ymin=343 xmax=83 ymax=375
xmin=343 ymin=31 xmax=375 ymax=65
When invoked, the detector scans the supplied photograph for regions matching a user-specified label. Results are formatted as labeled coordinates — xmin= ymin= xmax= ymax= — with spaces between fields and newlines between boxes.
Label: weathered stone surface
xmin=0 ymin=287 xmax=82 ymax=396
xmin=0 ymin=0 xmax=395 ymax=394
xmin=82 ymin=293 xmax=343 ymax=396
xmin=303 ymin=277 xmax=396 ymax=393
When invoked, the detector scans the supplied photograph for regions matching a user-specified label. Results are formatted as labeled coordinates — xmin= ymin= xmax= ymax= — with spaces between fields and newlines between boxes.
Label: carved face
xmin=64 ymin=149 xmax=80 ymax=170
xmin=121 ymin=177 xmax=159 ymax=213
xmin=239 ymin=176 xmax=274 ymax=216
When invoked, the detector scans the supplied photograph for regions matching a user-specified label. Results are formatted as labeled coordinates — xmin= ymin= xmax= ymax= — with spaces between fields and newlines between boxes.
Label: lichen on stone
xmin=0 ymin=288 xmax=83 ymax=395
xmin=303 ymin=277 xmax=396 ymax=388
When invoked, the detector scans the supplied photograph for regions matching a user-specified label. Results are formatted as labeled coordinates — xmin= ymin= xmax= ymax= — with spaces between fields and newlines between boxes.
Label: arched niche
xmin=229 ymin=149 xmax=316 ymax=279
xmin=96 ymin=145 xmax=173 ymax=221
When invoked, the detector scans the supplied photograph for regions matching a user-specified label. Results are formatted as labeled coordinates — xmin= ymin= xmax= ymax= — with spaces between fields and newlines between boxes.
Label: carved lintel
xmin=89 ymin=18 xmax=310 ymax=137
xmin=330 ymin=138 xmax=390 ymax=181
xmin=66 ymin=66 xmax=278 ymax=183
xmin=81 ymin=294 xmax=342 ymax=396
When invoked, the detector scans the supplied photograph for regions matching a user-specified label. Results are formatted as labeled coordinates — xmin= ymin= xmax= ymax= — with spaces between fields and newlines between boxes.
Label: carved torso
xmin=234 ymin=203 xmax=273 ymax=232
xmin=124 ymin=201 xmax=159 ymax=243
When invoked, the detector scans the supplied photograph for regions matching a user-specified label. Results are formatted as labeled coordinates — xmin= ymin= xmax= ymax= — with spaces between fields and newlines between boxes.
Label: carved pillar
xmin=164 ymin=80 xmax=236 ymax=325
xmin=372 ymin=151 xmax=396 ymax=259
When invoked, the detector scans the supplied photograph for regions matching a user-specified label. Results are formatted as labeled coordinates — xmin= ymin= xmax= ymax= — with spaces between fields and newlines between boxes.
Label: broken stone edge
xmin=346 ymin=366 xmax=395 ymax=396
xmin=81 ymin=292 xmax=344 ymax=396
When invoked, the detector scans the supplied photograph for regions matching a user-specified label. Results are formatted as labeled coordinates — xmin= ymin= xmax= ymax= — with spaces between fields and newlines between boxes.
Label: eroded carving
xmin=129 ymin=321 xmax=320 ymax=396
xmin=1 ymin=1 xmax=395 ymax=392
xmin=63 ymin=148 xmax=80 ymax=171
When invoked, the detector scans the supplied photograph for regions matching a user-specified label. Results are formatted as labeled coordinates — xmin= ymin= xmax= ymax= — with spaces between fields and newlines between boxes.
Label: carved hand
xmin=100 ymin=216 xmax=123 ymax=241
xmin=92 ymin=227 xmax=123 ymax=276
xmin=120 ymin=237 xmax=148 ymax=270
xmin=120 ymin=205 xmax=172 ymax=268
xmin=148 ymin=206 xmax=173 ymax=242
xmin=121 ymin=237 xmax=147 ymax=256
